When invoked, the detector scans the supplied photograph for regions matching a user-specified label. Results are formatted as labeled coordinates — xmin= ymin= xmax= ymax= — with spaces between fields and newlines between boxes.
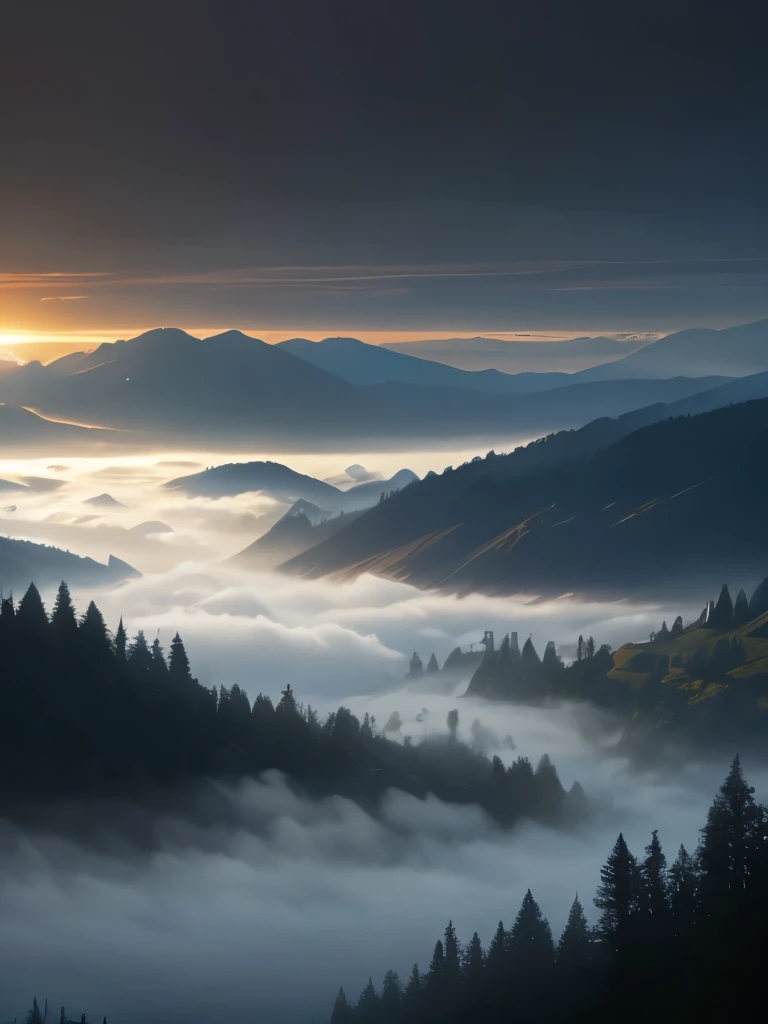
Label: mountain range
xmin=272 ymin=396 xmax=768 ymax=601
xmin=570 ymin=318 xmax=768 ymax=381
xmin=166 ymin=461 xmax=418 ymax=512
xmin=381 ymin=335 xmax=649 ymax=373
xmin=0 ymin=328 xmax=741 ymax=450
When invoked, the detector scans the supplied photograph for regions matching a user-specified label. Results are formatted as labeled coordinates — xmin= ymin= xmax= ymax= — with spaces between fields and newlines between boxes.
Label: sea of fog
xmin=0 ymin=445 xmax=758 ymax=1023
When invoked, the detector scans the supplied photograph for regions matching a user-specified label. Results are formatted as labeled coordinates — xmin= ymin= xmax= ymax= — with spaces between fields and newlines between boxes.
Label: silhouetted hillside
xmin=576 ymin=317 xmax=768 ymax=381
xmin=0 ymin=537 xmax=139 ymax=592
xmin=0 ymin=328 xmax=733 ymax=448
xmin=0 ymin=581 xmax=582 ymax=834
xmin=280 ymin=398 xmax=768 ymax=600
xmin=382 ymin=335 xmax=648 ymax=373
xmin=230 ymin=503 xmax=366 ymax=571
xmin=278 ymin=336 xmax=571 ymax=394
xmin=168 ymin=460 xmax=418 ymax=512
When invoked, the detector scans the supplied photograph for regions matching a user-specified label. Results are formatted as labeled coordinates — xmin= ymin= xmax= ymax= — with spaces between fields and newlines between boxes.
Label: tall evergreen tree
xmin=669 ymin=844 xmax=698 ymax=935
xmin=330 ymin=987 xmax=353 ymax=1023
xmin=380 ymin=969 xmax=403 ymax=1017
xmin=698 ymin=755 xmax=762 ymax=913
xmin=17 ymin=582 xmax=49 ymax=635
xmin=356 ymin=977 xmax=379 ymax=1021
xmin=80 ymin=601 xmax=113 ymax=664
xmin=508 ymin=889 xmax=554 ymax=972
xmin=402 ymin=963 xmax=422 ymax=1019
xmin=426 ymin=939 xmax=445 ymax=987
xmin=443 ymin=920 xmax=461 ymax=984
xmin=463 ymin=931 xmax=485 ymax=990
xmin=150 ymin=636 xmax=168 ymax=679
xmin=168 ymin=632 xmax=193 ymax=683
xmin=127 ymin=629 xmax=152 ymax=675
xmin=557 ymin=895 xmax=591 ymax=971
xmin=114 ymin=616 xmax=127 ymax=664
xmin=640 ymin=829 xmax=670 ymax=923
xmin=485 ymin=920 xmax=507 ymax=983
xmin=52 ymin=580 xmax=78 ymax=644
xmin=594 ymin=833 xmax=639 ymax=949
xmin=577 ymin=634 xmax=584 ymax=661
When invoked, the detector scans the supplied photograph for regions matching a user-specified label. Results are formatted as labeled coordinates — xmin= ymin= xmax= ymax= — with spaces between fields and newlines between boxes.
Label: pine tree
xmin=356 ymin=977 xmax=379 ymax=1021
xmin=557 ymin=895 xmax=591 ymax=971
xmin=403 ymin=963 xmax=422 ymax=1018
xmin=586 ymin=635 xmax=595 ymax=659
xmin=444 ymin=920 xmax=461 ymax=984
xmin=380 ymin=970 xmax=403 ymax=1017
xmin=508 ymin=889 xmax=554 ymax=972
xmin=698 ymin=755 xmax=762 ymax=913
xmin=150 ymin=636 xmax=168 ymax=679
xmin=80 ymin=601 xmax=113 ymax=663
xmin=577 ymin=634 xmax=584 ymax=661
xmin=669 ymin=844 xmax=698 ymax=935
xmin=463 ymin=931 xmax=484 ymax=990
xmin=17 ymin=582 xmax=49 ymax=636
xmin=594 ymin=833 xmax=639 ymax=949
xmin=114 ymin=616 xmax=127 ymax=663
xmin=52 ymin=580 xmax=78 ymax=643
xmin=127 ymin=629 xmax=152 ymax=675
xmin=485 ymin=920 xmax=507 ymax=982
xmin=640 ymin=829 xmax=670 ymax=923
xmin=426 ymin=939 xmax=445 ymax=986
xmin=168 ymin=632 xmax=193 ymax=683
xmin=330 ymin=987 xmax=353 ymax=1023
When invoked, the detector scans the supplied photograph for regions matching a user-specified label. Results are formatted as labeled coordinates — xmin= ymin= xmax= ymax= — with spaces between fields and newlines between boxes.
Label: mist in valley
xmin=0 ymin=443 xmax=761 ymax=1023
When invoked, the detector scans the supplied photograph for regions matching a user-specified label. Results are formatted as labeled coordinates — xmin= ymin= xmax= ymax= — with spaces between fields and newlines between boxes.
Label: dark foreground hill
xmin=279 ymin=398 xmax=768 ymax=600
xmin=0 ymin=581 xmax=583 ymax=835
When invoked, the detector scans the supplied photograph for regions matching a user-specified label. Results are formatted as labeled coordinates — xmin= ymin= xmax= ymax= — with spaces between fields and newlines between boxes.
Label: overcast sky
xmin=2 ymin=1 xmax=767 ymax=344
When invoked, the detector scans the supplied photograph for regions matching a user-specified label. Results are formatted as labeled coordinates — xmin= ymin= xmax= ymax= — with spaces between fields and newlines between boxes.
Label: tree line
xmin=0 ymin=581 xmax=583 ymax=831
xmin=330 ymin=755 xmax=768 ymax=1022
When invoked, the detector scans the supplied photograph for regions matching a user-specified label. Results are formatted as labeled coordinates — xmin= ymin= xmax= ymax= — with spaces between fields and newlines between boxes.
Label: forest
xmin=0 ymin=581 xmax=582 ymax=830
xmin=462 ymin=576 xmax=768 ymax=753
xmin=329 ymin=756 xmax=768 ymax=1022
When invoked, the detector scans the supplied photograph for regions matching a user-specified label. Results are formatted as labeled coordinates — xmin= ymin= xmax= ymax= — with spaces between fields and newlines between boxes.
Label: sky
xmin=2 ymin=1 xmax=768 ymax=351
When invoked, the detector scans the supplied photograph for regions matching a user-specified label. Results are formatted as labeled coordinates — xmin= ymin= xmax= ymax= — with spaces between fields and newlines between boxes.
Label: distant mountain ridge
xmin=382 ymin=335 xmax=648 ymax=373
xmin=0 ymin=536 xmax=139 ymax=593
xmin=278 ymin=336 xmax=571 ymax=394
xmin=0 ymin=327 xmax=743 ymax=450
xmin=574 ymin=317 xmax=768 ymax=381
xmin=277 ymin=397 xmax=768 ymax=600
xmin=166 ymin=460 xmax=419 ymax=513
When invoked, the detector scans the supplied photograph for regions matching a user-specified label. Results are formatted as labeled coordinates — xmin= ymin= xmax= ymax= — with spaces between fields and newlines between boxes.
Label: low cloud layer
xmin=2 ymin=750 xmax=764 ymax=1024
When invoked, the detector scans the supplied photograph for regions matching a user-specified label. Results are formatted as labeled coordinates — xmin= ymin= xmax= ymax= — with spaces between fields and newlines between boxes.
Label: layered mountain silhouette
xmin=0 ymin=537 xmax=139 ymax=593
xmin=278 ymin=336 xmax=571 ymax=394
xmin=0 ymin=328 xmax=738 ymax=448
xmin=278 ymin=397 xmax=768 ymax=600
xmin=381 ymin=335 xmax=648 ymax=373
xmin=167 ymin=460 xmax=418 ymax=512
xmin=574 ymin=317 xmax=768 ymax=381
xmin=230 ymin=501 xmax=366 ymax=571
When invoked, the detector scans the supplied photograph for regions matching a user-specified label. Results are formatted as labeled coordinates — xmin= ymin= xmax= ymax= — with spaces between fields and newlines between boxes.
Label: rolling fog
xmin=0 ymin=446 xmax=756 ymax=1023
